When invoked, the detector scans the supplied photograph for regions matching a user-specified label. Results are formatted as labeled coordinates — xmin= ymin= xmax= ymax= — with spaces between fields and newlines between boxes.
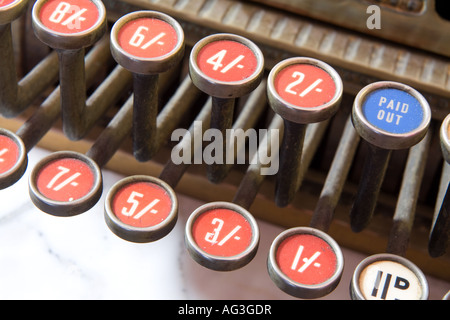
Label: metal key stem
xmin=311 ymin=115 xmax=360 ymax=232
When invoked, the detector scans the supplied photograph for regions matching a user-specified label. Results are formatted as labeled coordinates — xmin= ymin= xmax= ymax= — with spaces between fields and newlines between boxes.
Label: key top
xmin=32 ymin=0 xmax=106 ymax=50
xmin=350 ymin=253 xmax=429 ymax=300
xmin=267 ymin=227 xmax=344 ymax=299
xmin=350 ymin=81 xmax=431 ymax=232
xmin=29 ymin=151 xmax=102 ymax=216
xmin=185 ymin=202 xmax=259 ymax=271
xmin=267 ymin=57 xmax=343 ymax=207
xmin=0 ymin=128 xmax=27 ymax=189
xmin=110 ymin=10 xmax=185 ymax=161
xmin=189 ymin=33 xmax=264 ymax=183
xmin=104 ymin=175 xmax=178 ymax=243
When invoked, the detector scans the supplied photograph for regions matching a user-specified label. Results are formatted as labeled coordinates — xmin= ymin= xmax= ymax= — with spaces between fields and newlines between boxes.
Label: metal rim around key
xmin=440 ymin=113 xmax=450 ymax=163
xmin=267 ymin=226 xmax=344 ymax=299
xmin=189 ymin=33 xmax=265 ymax=99
xmin=185 ymin=201 xmax=260 ymax=271
xmin=0 ymin=128 xmax=27 ymax=189
xmin=31 ymin=0 xmax=107 ymax=50
xmin=28 ymin=150 xmax=102 ymax=216
xmin=352 ymin=81 xmax=431 ymax=150
xmin=110 ymin=10 xmax=185 ymax=75
xmin=350 ymin=253 xmax=429 ymax=300
xmin=0 ymin=0 xmax=29 ymax=25
xmin=267 ymin=57 xmax=343 ymax=124
xmin=104 ymin=175 xmax=178 ymax=243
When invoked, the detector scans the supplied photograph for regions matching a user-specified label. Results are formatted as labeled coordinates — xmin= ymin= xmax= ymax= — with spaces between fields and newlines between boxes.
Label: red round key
xmin=192 ymin=207 xmax=253 ymax=257
xmin=189 ymin=33 xmax=264 ymax=99
xmin=274 ymin=64 xmax=336 ymax=109
xmin=185 ymin=202 xmax=259 ymax=271
xmin=268 ymin=227 xmax=344 ymax=299
xmin=0 ymin=134 xmax=20 ymax=175
xmin=196 ymin=40 xmax=259 ymax=83
xmin=117 ymin=17 xmax=178 ymax=59
xmin=111 ymin=181 xmax=173 ymax=228
xmin=36 ymin=157 xmax=95 ymax=202
xmin=104 ymin=175 xmax=178 ymax=243
xmin=275 ymin=233 xmax=337 ymax=285
xmin=38 ymin=0 xmax=99 ymax=34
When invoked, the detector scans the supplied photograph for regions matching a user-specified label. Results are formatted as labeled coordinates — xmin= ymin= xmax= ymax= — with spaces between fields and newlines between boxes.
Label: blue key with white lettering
xmin=350 ymin=81 xmax=431 ymax=232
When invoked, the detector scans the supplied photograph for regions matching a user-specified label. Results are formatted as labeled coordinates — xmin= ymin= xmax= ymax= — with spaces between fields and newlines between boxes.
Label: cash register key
xmin=267 ymin=227 xmax=344 ymax=299
xmin=31 ymin=0 xmax=106 ymax=50
xmin=185 ymin=202 xmax=260 ymax=271
xmin=189 ymin=33 xmax=264 ymax=183
xmin=110 ymin=10 xmax=185 ymax=75
xmin=110 ymin=10 xmax=185 ymax=161
xmin=350 ymin=253 xmax=429 ymax=300
xmin=266 ymin=57 xmax=343 ymax=207
xmin=104 ymin=175 xmax=178 ymax=243
xmin=28 ymin=151 xmax=102 ymax=217
xmin=352 ymin=81 xmax=431 ymax=150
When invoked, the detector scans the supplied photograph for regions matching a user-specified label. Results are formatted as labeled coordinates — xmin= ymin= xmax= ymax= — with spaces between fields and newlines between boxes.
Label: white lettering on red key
xmin=112 ymin=182 xmax=173 ymax=228
xmin=197 ymin=40 xmax=258 ymax=82
xmin=39 ymin=0 xmax=99 ymax=33
xmin=192 ymin=208 xmax=252 ymax=257
xmin=275 ymin=64 xmax=336 ymax=108
xmin=118 ymin=18 xmax=178 ymax=59
xmin=276 ymin=234 xmax=337 ymax=285
xmin=36 ymin=158 xmax=94 ymax=202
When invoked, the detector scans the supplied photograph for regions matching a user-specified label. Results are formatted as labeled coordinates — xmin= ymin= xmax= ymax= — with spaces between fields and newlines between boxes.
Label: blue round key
xmin=352 ymin=81 xmax=431 ymax=150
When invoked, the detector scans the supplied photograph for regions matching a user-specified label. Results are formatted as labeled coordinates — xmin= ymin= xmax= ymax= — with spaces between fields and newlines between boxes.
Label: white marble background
xmin=0 ymin=147 xmax=448 ymax=300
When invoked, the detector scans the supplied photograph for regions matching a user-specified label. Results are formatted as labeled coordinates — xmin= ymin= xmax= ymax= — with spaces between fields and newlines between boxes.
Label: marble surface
xmin=0 ymin=147 xmax=448 ymax=300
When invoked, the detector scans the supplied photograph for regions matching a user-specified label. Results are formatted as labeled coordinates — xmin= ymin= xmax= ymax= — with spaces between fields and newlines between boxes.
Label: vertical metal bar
xmin=154 ymin=76 xmax=202 ymax=153
xmin=350 ymin=143 xmax=391 ymax=232
xmin=16 ymin=38 xmax=112 ymax=151
xmin=207 ymin=96 xmax=235 ymax=183
xmin=429 ymin=162 xmax=450 ymax=257
xmin=274 ymin=120 xmax=306 ymax=207
xmin=132 ymin=73 xmax=159 ymax=162
xmin=310 ymin=116 xmax=360 ymax=232
xmin=57 ymin=48 xmax=87 ymax=140
xmin=387 ymin=131 xmax=431 ymax=256
xmin=233 ymin=114 xmax=284 ymax=210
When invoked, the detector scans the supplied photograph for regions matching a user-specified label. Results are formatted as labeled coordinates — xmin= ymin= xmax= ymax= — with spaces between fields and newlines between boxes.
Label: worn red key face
xmin=0 ymin=0 xmax=16 ymax=7
xmin=38 ymin=0 xmax=100 ymax=34
xmin=196 ymin=39 xmax=258 ymax=83
xmin=191 ymin=208 xmax=253 ymax=257
xmin=117 ymin=17 xmax=178 ymax=59
xmin=274 ymin=64 xmax=336 ymax=108
xmin=111 ymin=181 xmax=174 ymax=228
xmin=36 ymin=157 xmax=95 ymax=202
xmin=0 ymin=135 xmax=19 ymax=175
xmin=275 ymin=233 xmax=338 ymax=285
